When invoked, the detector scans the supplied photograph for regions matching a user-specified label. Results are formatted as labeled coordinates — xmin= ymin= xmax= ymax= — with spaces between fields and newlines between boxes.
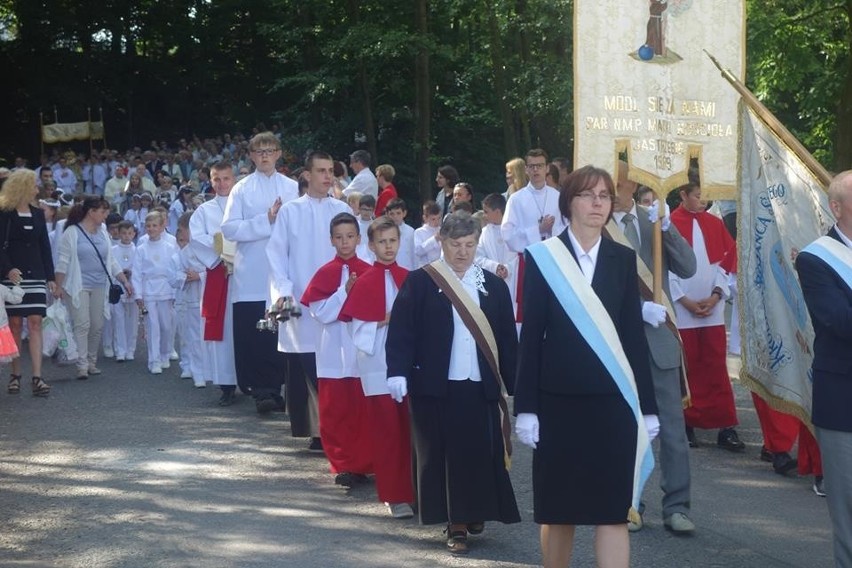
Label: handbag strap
xmin=75 ymin=225 xmax=115 ymax=285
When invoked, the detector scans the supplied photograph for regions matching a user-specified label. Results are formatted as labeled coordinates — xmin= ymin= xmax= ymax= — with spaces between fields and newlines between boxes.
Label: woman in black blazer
xmin=513 ymin=166 xmax=658 ymax=568
xmin=0 ymin=169 xmax=57 ymax=396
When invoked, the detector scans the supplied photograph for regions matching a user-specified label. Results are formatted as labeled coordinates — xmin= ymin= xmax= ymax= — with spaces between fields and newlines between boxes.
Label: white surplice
xmin=501 ymin=183 xmax=566 ymax=253
xmin=476 ymin=223 xmax=519 ymax=312
xmin=350 ymin=270 xmax=398 ymax=397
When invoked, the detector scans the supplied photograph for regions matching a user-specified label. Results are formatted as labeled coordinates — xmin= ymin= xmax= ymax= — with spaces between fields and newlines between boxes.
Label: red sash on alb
xmin=202 ymin=263 xmax=228 ymax=340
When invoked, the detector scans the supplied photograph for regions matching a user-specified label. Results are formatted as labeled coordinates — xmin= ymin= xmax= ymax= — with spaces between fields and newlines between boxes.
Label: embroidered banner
xmin=738 ymin=103 xmax=835 ymax=426
xmin=574 ymin=0 xmax=744 ymax=199
xmin=42 ymin=121 xmax=105 ymax=143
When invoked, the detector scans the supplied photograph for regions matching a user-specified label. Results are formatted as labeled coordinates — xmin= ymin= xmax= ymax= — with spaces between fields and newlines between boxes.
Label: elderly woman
xmin=54 ymin=196 xmax=133 ymax=380
xmin=0 ymin=169 xmax=56 ymax=396
xmin=513 ymin=165 xmax=659 ymax=568
xmin=386 ymin=211 xmax=520 ymax=555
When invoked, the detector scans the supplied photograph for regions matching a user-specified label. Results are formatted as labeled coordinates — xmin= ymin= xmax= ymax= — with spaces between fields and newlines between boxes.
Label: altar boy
xmin=301 ymin=213 xmax=373 ymax=486
xmin=339 ymin=216 xmax=414 ymax=519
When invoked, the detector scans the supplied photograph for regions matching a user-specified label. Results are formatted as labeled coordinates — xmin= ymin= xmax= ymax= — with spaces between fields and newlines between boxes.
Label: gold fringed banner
xmin=42 ymin=122 xmax=102 ymax=144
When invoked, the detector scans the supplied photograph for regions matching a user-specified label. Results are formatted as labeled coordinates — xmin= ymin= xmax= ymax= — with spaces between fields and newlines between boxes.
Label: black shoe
xmin=717 ymin=428 xmax=746 ymax=452
xmin=772 ymin=452 xmax=798 ymax=475
xmin=686 ymin=427 xmax=699 ymax=448
xmin=813 ymin=475 xmax=826 ymax=497
xmin=255 ymin=396 xmax=277 ymax=414
xmin=272 ymin=395 xmax=286 ymax=412
xmin=308 ymin=437 xmax=323 ymax=451
xmin=759 ymin=446 xmax=774 ymax=462
xmin=218 ymin=389 xmax=236 ymax=407
xmin=335 ymin=472 xmax=355 ymax=487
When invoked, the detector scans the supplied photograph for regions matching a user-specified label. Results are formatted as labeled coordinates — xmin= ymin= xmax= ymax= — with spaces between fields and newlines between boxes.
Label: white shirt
xmin=309 ymin=264 xmax=359 ymax=379
xmin=54 ymin=166 xmax=77 ymax=191
xmin=343 ymin=168 xmax=378 ymax=198
xmin=137 ymin=231 xmax=176 ymax=247
xmin=105 ymin=176 xmax=126 ymax=204
xmin=501 ymin=183 xmax=565 ymax=253
xmin=447 ymin=264 xmax=483 ymax=382
xmin=169 ymin=246 xmax=205 ymax=306
xmin=356 ymin=218 xmax=375 ymax=263
xmin=476 ymin=223 xmax=518 ymax=310
xmin=396 ymin=223 xmax=416 ymax=270
xmin=189 ymin=195 xmax=229 ymax=269
xmin=267 ymin=194 xmax=351 ymax=353
xmin=221 ymin=171 xmax=299 ymax=303
xmin=566 ymin=224 xmax=601 ymax=285
xmin=414 ymin=224 xmax=441 ymax=268
xmin=351 ymin=270 xmax=398 ymax=396
xmin=669 ymin=219 xmax=730 ymax=329
xmin=131 ymin=238 xmax=178 ymax=300
xmin=112 ymin=242 xmax=136 ymax=304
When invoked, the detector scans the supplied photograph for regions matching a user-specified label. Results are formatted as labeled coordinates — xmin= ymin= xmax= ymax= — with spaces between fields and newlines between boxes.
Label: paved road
xmin=0 ymin=350 xmax=834 ymax=568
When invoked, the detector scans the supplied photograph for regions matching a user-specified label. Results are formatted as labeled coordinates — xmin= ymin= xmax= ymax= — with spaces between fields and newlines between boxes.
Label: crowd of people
xmin=1 ymin=131 xmax=850 ymax=568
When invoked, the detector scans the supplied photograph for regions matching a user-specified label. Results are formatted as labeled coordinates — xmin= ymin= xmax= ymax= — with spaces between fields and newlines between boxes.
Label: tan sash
xmin=423 ymin=261 xmax=513 ymax=468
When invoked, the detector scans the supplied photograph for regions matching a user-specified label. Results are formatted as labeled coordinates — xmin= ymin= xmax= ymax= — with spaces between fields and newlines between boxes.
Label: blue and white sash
xmin=802 ymin=235 xmax=852 ymax=289
xmin=527 ymin=237 xmax=654 ymax=510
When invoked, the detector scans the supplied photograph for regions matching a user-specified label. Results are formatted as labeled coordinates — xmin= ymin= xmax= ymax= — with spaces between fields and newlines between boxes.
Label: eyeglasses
xmin=576 ymin=191 xmax=612 ymax=203
xmin=251 ymin=148 xmax=279 ymax=156
xmin=526 ymin=163 xmax=547 ymax=171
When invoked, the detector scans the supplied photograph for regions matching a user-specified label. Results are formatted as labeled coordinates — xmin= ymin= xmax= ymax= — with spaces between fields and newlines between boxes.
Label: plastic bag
xmin=43 ymin=301 xmax=78 ymax=363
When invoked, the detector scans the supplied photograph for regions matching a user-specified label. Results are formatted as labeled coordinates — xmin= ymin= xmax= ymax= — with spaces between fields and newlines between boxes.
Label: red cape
xmin=670 ymin=206 xmax=737 ymax=273
xmin=201 ymin=263 xmax=228 ymax=341
xmin=375 ymin=183 xmax=398 ymax=216
xmin=339 ymin=262 xmax=408 ymax=322
xmin=301 ymin=255 xmax=372 ymax=306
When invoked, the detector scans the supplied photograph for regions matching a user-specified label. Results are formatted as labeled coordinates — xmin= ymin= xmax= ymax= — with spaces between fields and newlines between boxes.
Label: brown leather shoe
xmin=446 ymin=525 xmax=468 ymax=555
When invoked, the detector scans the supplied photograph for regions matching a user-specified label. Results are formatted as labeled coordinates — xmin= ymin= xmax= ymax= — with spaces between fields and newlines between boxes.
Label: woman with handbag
xmin=54 ymin=196 xmax=133 ymax=381
xmin=0 ymin=169 xmax=57 ymax=397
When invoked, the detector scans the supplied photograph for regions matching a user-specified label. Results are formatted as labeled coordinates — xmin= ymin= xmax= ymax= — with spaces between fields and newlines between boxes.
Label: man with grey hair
xmin=343 ymin=150 xmax=378 ymax=198
xmin=386 ymin=211 xmax=520 ymax=555
xmin=796 ymin=170 xmax=852 ymax=568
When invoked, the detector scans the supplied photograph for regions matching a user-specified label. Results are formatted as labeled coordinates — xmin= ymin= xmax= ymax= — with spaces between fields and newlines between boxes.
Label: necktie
xmin=622 ymin=213 xmax=640 ymax=250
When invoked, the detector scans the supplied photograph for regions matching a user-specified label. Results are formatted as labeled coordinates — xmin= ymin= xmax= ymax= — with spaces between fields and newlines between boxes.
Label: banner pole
xmin=704 ymin=50 xmax=832 ymax=190
xmin=39 ymin=112 xmax=44 ymax=156
xmin=88 ymin=107 xmax=94 ymax=156
xmin=100 ymin=106 xmax=106 ymax=150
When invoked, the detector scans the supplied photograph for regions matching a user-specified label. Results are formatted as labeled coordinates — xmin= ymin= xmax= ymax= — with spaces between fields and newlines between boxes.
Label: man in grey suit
xmin=611 ymin=168 xmax=697 ymax=534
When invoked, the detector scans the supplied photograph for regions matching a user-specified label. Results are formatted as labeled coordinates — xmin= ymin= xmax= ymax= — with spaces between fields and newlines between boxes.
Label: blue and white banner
xmin=738 ymin=103 xmax=834 ymax=423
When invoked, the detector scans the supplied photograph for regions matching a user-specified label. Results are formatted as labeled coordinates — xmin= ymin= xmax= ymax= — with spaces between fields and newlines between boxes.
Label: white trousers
xmin=176 ymin=302 xmax=204 ymax=378
xmin=144 ymin=299 xmax=174 ymax=366
xmin=111 ymin=301 xmax=139 ymax=359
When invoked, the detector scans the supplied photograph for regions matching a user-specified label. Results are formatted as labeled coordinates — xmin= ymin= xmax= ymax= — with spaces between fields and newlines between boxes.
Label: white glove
xmin=387 ymin=376 xmax=407 ymax=403
xmin=644 ymin=414 xmax=660 ymax=442
xmin=641 ymin=301 xmax=667 ymax=328
xmin=647 ymin=200 xmax=671 ymax=232
xmin=515 ymin=413 xmax=540 ymax=449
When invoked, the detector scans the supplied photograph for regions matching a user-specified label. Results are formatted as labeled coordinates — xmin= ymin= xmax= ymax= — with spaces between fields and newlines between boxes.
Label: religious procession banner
xmin=574 ymin=0 xmax=745 ymax=199
xmin=737 ymin=102 xmax=834 ymax=425
xmin=42 ymin=121 xmax=105 ymax=144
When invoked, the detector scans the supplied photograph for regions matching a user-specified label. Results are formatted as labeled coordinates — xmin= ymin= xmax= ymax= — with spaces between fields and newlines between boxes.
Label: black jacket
xmin=0 ymin=207 xmax=55 ymax=282
xmin=513 ymin=229 xmax=657 ymax=415
xmin=386 ymin=267 xmax=517 ymax=401
xmin=796 ymin=227 xmax=852 ymax=432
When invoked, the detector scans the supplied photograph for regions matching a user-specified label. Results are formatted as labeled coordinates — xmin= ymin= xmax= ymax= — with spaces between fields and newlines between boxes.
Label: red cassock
xmin=301 ymin=256 xmax=373 ymax=475
xmin=339 ymin=261 xmax=414 ymax=503
xmin=752 ymin=393 xmax=823 ymax=476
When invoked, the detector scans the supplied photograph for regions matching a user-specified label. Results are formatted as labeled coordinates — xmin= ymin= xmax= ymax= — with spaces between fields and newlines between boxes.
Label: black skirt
xmin=3 ymin=279 xmax=47 ymax=317
xmin=533 ymin=392 xmax=637 ymax=525
xmin=409 ymin=380 xmax=521 ymax=526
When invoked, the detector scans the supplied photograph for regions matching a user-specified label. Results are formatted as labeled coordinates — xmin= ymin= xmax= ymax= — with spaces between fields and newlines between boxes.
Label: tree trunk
xmin=487 ymin=5 xmax=518 ymax=159
xmin=414 ymin=0 xmax=432 ymax=202
xmin=346 ymin=0 xmax=377 ymax=162
xmin=515 ymin=0 xmax=532 ymax=150
xmin=835 ymin=0 xmax=852 ymax=170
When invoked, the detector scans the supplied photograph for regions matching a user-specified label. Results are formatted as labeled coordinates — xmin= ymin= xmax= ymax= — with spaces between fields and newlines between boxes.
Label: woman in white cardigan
xmin=54 ymin=196 xmax=133 ymax=380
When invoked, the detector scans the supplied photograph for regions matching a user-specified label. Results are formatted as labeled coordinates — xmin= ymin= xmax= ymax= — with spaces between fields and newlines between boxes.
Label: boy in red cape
xmin=339 ymin=216 xmax=415 ymax=519
xmin=301 ymin=212 xmax=373 ymax=487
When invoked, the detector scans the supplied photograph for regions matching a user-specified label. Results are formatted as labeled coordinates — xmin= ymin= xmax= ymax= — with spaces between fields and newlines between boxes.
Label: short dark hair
xmin=367 ymin=216 xmax=400 ymax=242
xmin=677 ymin=182 xmax=700 ymax=196
xmin=305 ymin=151 xmax=334 ymax=170
xmin=350 ymin=150 xmax=371 ymax=167
xmin=117 ymin=220 xmax=135 ymax=232
xmin=106 ymin=212 xmax=123 ymax=226
xmin=330 ymin=212 xmax=360 ymax=236
xmin=211 ymin=160 xmax=233 ymax=172
xmin=558 ymin=165 xmax=615 ymax=223
xmin=178 ymin=210 xmax=193 ymax=230
xmin=437 ymin=165 xmax=459 ymax=187
xmin=454 ymin=182 xmax=473 ymax=198
xmin=64 ymin=196 xmax=110 ymax=229
xmin=482 ymin=193 xmax=506 ymax=212
xmin=552 ymin=156 xmax=571 ymax=171
xmin=385 ymin=197 xmax=407 ymax=212
xmin=526 ymin=148 xmax=549 ymax=162
xmin=422 ymin=200 xmax=441 ymax=216
xmin=359 ymin=194 xmax=376 ymax=209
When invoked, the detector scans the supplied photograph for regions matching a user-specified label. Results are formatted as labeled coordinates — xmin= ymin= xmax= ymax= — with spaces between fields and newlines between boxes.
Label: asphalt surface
xmin=0 ymin=345 xmax=834 ymax=568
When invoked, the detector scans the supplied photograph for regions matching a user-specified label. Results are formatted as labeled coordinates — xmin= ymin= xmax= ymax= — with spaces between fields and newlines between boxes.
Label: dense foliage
xmin=0 ymin=0 xmax=848 ymax=201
